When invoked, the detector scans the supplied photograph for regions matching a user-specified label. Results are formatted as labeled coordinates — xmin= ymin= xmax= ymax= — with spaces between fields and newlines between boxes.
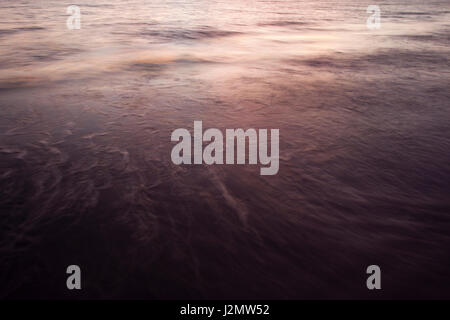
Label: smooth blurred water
xmin=0 ymin=0 xmax=449 ymax=298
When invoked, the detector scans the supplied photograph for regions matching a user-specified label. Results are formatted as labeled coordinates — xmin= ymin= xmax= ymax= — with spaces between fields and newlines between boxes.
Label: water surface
xmin=0 ymin=0 xmax=450 ymax=298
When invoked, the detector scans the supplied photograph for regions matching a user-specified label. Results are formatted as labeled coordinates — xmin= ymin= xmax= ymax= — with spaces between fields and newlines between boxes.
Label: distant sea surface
xmin=0 ymin=0 xmax=449 ymax=298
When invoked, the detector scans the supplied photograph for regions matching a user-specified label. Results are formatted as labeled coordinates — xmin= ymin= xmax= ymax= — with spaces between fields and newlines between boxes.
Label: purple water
xmin=0 ymin=0 xmax=449 ymax=299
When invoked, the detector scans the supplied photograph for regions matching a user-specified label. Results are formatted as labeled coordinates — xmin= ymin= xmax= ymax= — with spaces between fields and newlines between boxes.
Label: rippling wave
xmin=0 ymin=0 xmax=449 ymax=299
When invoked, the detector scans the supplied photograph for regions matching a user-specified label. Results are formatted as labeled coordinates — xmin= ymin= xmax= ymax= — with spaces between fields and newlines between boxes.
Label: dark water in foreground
xmin=0 ymin=0 xmax=450 ymax=298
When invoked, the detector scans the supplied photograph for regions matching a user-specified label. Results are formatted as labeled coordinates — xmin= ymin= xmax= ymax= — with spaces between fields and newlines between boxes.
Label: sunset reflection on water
xmin=0 ymin=0 xmax=449 ymax=299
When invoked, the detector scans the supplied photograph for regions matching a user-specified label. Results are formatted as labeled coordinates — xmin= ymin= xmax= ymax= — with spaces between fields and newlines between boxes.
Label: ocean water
xmin=0 ymin=0 xmax=449 ymax=298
